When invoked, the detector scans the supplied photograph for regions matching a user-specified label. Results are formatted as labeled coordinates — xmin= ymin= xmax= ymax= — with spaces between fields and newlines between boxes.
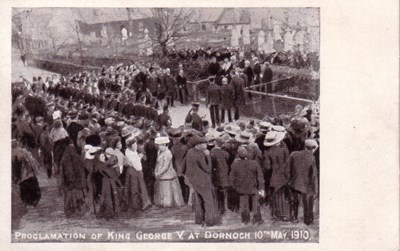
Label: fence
xmin=28 ymin=57 xmax=318 ymax=118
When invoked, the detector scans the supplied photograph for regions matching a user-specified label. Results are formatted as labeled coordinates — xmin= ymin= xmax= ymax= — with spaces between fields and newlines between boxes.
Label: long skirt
xmin=63 ymin=188 xmax=86 ymax=218
xmin=270 ymin=186 xmax=292 ymax=221
xmin=154 ymin=178 xmax=185 ymax=208
xmin=20 ymin=176 xmax=41 ymax=207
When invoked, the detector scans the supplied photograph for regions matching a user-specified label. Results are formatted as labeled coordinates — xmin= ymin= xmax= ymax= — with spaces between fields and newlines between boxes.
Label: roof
xmin=76 ymin=8 xmax=150 ymax=25
xmin=197 ymin=8 xmax=223 ymax=22
xmin=216 ymin=8 xmax=250 ymax=25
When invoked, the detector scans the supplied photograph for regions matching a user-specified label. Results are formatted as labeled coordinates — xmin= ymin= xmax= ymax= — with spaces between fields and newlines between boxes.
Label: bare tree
xmin=46 ymin=25 xmax=71 ymax=55
xmin=146 ymin=8 xmax=199 ymax=55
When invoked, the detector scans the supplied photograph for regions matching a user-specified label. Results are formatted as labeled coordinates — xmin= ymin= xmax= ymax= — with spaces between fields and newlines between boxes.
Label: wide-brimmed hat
xmin=235 ymin=131 xmax=254 ymax=143
xmin=104 ymin=117 xmax=115 ymax=126
xmin=52 ymin=110 xmax=62 ymax=120
xmin=271 ymin=125 xmax=286 ymax=132
xmin=155 ymin=136 xmax=170 ymax=145
xmin=287 ymin=117 xmax=310 ymax=136
xmin=83 ymin=144 xmax=102 ymax=160
xmin=183 ymin=128 xmax=202 ymax=137
xmin=224 ymin=124 xmax=241 ymax=135
xmin=68 ymin=109 xmax=78 ymax=118
xmin=188 ymin=135 xmax=207 ymax=148
xmin=121 ymin=125 xmax=140 ymax=138
xmin=263 ymin=131 xmax=285 ymax=147
xmin=305 ymin=139 xmax=318 ymax=149
xmin=116 ymin=121 xmax=126 ymax=128
xmin=205 ymin=128 xmax=222 ymax=142
xmin=167 ymin=128 xmax=183 ymax=139
xmin=259 ymin=121 xmax=272 ymax=132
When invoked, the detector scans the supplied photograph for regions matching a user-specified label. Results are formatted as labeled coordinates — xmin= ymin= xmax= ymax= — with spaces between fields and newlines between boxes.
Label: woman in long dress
xmin=263 ymin=131 xmax=291 ymax=221
xmin=154 ymin=136 xmax=185 ymax=208
xmin=105 ymin=136 xmax=142 ymax=214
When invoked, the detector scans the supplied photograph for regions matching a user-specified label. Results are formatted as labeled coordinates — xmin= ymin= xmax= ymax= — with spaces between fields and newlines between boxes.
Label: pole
xmin=244 ymin=89 xmax=314 ymax=103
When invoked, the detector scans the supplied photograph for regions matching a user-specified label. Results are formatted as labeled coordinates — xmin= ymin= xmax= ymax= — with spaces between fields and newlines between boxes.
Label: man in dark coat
xmin=163 ymin=68 xmax=176 ymax=107
xmin=230 ymin=146 xmax=264 ymax=224
xmin=210 ymin=136 xmax=230 ymax=215
xmin=229 ymin=70 xmax=246 ymax=121
xmin=184 ymin=135 xmax=220 ymax=226
xmin=288 ymin=139 xmax=319 ymax=225
xmin=220 ymin=77 xmax=234 ymax=123
xmin=244 ymin=60 xmax=254 ymax=88
xmin=185 ymin=103 xmax=203 ymax=132
xmin=206 ymin=77 xmax=221 ymax=128
xmin=169 ymin=129 xmax=190 ymax=204
xmin=66 ymin=111 xmax=84 ymax=152
xmin=253 ymin=58 xmax=262 ymax=91
xmin=262 ymin=62 xmax=273 ymax=93
xmin=208 ymin=56 xmax=220 ymax=76
xmin=142 ymin=133 xmax=158 ymax=203
xmin=156 ymin=105 xmax=172 ymax=130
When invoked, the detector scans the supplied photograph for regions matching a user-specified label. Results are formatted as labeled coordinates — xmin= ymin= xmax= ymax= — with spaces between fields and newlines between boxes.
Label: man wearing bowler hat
xmin=184 ymin=135 xmax=220 ymax=226
xmin=230 ymin=146 xmax=264 ymax=224
xmin=206 ymin=76 xmax=221 ymax=128
xmin=288 ymin=139 xmax=319 ymax=225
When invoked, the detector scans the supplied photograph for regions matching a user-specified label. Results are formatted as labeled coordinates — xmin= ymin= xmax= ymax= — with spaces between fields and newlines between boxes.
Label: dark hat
xmin=167 ymin=128 xmax=183 ymax=139
xmin=287 ymin=117 xmax=310 ymax=136
xmin=68 ymin=110 xmax=78 ymax=119
xmin=85 ymin=134 xmax=102 ymax=147
xmin=78 ymin=112 xmax=89 ymax=120
xmin=188 ymin=135 xmax=207 ymax=148
xmin=192 ymin=102 xmax=200 ymax=109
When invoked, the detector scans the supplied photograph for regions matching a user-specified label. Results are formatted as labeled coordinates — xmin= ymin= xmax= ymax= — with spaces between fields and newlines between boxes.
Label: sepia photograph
xmin=11 ymin=7 xmax=321 ymax=243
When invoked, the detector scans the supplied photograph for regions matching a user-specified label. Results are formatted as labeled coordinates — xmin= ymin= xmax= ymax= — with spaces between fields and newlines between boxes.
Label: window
xmin=202 ymin=24 xmax=206 ymax=31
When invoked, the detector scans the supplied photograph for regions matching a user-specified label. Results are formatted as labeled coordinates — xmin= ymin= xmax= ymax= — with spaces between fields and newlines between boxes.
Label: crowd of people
xmin=12 ymin=50 xmax=320 ymax=227
xmin=161 ymin=46 xmax=320 ymax=71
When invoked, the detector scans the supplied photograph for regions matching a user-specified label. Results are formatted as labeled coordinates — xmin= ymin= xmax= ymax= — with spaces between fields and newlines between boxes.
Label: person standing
xmin=230 ymin=70 xmax=246 ymax=121
xmin=39 ymin=123 xmax=53 ymax=178
xmin=125 ymin=137 xmax=152 ymax=210
xmin=156 ymin=105 xmax=172 ymax=130
xmin=184 ymin=135 xmax=221 ymax=226
xmin=176 ymin=70 xmax=188 ymax=105
xmin=288 ymin=139 xmax=319 ymax=225
xmin=230 ymin=146 xmax=264 ymax=224
xmin=142 ymin=131 xmax=158 ymax=203
xmin=163 ymin=68 xmax=176 ymax=107
xmin=59 ymin=138 xmax=86 ymax=218
xmin=262 ymin=62 xmax=273 ymax=93
xmin=208 ymin=56 xmax=220 ymax=76
xmin=210 ymin=136 xmax=230 ymax=215
xmin=263 ymin=131 xmax=291 ymax=221
xmin=168 ymin=128 xmax=190 ymax=204
xmin=220 ymin=77 xmax=234 ymax=123
xmin=154 ymin=136 xmax=185 ymax=208
xmin=206 ymin=76 xmax=221 ymax=128
xmin=252 ymin=57 xmax=262 ymax=93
